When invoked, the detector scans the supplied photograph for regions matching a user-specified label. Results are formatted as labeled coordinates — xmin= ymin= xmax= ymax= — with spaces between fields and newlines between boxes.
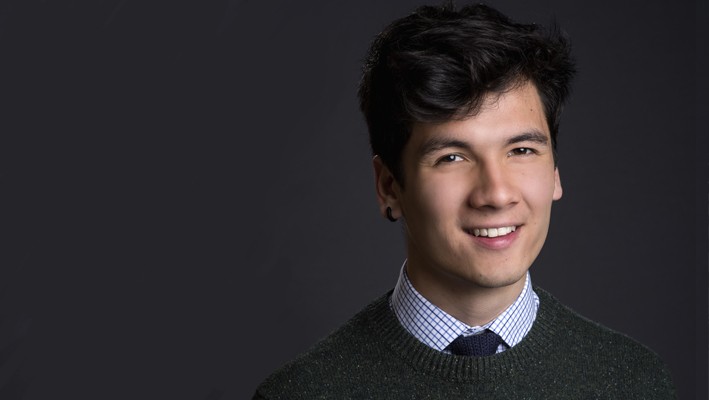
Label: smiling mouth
xmin=469 ymin=226 xmax=517 ymax=238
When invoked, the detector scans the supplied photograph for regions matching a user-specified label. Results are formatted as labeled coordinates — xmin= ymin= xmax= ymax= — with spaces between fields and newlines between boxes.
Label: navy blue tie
xmin=447 ymin=330 xmax=503 ymax=356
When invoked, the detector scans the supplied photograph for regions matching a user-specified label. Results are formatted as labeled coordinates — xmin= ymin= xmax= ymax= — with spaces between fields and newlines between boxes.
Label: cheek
xmin=416 ymin=175 xmax=469 ymax=216
xmin=522 ymin=174 xmax=557 ymax=219
xmin=518 ymin=165 xmax=558 ymax=199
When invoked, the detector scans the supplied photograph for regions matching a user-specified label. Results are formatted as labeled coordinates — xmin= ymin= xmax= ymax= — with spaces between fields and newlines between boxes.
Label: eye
xmin=509 ymin=147 xmax=535 ymax=156
xmin=436 ymin=154 xmax=464 ymax=164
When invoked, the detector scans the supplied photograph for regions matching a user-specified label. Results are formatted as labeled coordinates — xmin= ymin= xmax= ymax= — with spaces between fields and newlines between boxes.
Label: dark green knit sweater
xmin=254 ymin=288 xmax=675 ymax=399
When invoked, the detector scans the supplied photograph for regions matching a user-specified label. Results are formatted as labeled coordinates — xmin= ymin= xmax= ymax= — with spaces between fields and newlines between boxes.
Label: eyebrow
xmin=505 ymin=130 xmax=549 ymax=146
xmin=418 ymin=138 xmax=470 ymax=157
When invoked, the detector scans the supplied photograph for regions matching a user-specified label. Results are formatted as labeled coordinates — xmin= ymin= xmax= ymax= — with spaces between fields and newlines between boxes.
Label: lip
xmin=465 ymin=225 xmax=520 ymax=250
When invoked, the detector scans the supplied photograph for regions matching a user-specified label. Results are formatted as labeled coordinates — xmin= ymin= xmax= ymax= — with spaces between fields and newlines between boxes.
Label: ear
xmin=552 ymin=167 xmax=563 ymax=201
xmin=373 ymin=155 xmax=403 ymax=220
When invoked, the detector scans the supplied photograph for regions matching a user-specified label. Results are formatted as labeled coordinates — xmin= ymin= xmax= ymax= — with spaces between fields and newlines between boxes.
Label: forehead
xmin=408 ymin=81 xmax=549 ymax=152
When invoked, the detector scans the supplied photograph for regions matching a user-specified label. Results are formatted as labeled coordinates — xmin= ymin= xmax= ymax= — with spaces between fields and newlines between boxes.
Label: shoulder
xmin=535 ymin=287 xmax=661 ymax=357
xmin=534 ymin=287 xmax=675 ymax=398
xmin=253 ymin=294 xmax=395 ymax=400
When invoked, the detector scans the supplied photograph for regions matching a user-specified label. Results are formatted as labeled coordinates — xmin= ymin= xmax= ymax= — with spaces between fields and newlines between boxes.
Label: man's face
xmin=376 ymin=81 xmax=562 ymax=297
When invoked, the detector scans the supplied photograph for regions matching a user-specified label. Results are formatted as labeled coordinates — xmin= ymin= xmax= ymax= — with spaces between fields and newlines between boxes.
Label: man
xmin=254 ymin=3 xmax=675 ymax=399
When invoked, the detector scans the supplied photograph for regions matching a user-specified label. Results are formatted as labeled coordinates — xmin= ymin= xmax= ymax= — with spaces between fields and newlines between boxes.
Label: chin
xmin=461 ymin=266 xmax=528 ymax=290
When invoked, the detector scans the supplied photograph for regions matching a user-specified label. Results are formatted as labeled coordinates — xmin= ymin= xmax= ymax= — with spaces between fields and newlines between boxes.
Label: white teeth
xmin=471 ymin=226 xmax=516 ymax=237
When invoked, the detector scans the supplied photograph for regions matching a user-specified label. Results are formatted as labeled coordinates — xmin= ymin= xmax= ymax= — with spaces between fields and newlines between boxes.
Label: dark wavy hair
xmin=358 ymin=3 xmax=575 ymax=183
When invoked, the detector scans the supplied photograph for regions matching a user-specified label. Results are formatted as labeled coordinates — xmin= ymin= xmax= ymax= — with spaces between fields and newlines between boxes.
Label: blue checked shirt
xmin=390 ymin=262 xmax=539 ymax=354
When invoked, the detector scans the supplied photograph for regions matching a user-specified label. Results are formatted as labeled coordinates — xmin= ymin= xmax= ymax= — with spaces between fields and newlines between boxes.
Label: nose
xmin=468 ymin=162 xmax=519 ymax=210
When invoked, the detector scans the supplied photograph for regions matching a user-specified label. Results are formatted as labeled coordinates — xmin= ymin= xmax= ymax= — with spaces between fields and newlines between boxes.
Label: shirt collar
xmin=390 ymin=261 xmax=539 ymax=352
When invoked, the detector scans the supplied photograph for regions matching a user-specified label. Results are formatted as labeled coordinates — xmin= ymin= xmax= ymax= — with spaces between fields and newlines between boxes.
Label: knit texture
xmin=253 ymin=288 xmax=675 ymax=399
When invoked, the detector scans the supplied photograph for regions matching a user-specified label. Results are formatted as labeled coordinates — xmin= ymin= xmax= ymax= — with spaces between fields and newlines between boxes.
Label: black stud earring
xmin=386 ymin=207 xmax=398 ymax=222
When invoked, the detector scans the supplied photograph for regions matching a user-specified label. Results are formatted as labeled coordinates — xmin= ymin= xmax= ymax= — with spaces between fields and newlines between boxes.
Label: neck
xmin=406 ymin=262 xmax=527 ymax=327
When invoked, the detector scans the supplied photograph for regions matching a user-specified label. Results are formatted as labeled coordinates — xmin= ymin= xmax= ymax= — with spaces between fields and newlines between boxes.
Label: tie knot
xmin=447 ymin=330 xmax=503 ymax=357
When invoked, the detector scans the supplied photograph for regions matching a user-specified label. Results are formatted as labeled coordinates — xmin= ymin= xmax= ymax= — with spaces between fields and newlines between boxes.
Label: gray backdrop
xmin=0 ymin=0 xmax=706 ymax=399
